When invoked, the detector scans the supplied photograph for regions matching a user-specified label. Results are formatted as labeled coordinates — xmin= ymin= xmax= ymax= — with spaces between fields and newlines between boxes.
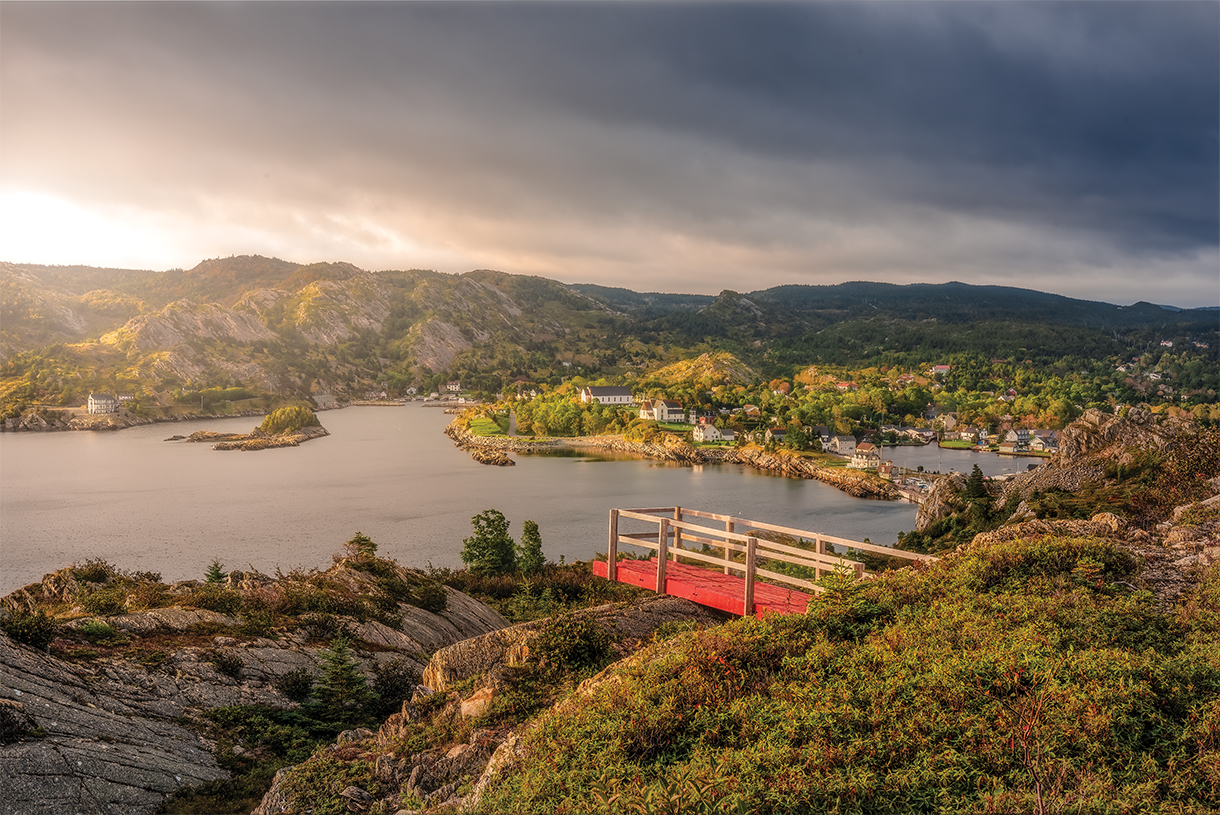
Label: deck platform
xmin=592 ymin=558 xmax=813 ymax=617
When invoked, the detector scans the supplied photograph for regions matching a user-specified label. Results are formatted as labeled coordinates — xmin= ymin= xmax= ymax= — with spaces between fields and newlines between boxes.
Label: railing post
xmin=657 ymin=517 xmax=669 ymax=593
xmin=743 ymin=536 xmax=757 ymax=616
xmin=815 ymin=535 xmax=826 ymax=579
xmin=724 ymin=518 xmax=735 ymax=575
xmin=673 ymin=506 xmax=682 ymax=560
xmin=608 ymin=509 xmax=619 ymax=582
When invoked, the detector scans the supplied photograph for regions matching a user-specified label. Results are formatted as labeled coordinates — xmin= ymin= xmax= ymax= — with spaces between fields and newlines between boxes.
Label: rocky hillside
xmin=0 ymin=554 xmax=508 ymax=815
xmin=4 ymin=257 xmax=1214 ymax=417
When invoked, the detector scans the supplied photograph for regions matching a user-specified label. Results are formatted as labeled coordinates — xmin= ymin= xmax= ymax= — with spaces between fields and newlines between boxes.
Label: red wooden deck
xmin=593 ymin=558 xmax=813 ymax=617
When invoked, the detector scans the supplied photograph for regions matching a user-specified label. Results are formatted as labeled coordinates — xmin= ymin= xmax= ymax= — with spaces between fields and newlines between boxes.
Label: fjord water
xmin=0 ymin=406 xmax=1029 ymax=595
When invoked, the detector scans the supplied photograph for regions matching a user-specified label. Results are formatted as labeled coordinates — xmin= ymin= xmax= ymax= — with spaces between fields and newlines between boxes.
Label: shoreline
xmin=444 ymin=420 xmax=901 ymax=500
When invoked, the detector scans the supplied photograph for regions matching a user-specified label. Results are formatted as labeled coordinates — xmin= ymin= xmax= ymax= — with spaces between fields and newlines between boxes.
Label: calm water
xmin=0 ymin=407 xmax=1033 ymax=595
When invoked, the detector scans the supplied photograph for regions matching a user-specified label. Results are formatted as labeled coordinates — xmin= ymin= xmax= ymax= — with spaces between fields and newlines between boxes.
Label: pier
xmin=594 ymin=507 xmax=937 ymax=617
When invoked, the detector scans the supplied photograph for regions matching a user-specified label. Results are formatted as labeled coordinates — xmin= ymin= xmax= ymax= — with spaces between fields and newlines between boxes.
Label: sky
xmin=1 ymin=2 xmax=1217 ymax=307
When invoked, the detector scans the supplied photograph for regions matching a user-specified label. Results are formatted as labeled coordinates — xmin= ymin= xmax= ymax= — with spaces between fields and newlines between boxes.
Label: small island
xmin=181 ymin=406 xmax=329 ymax=451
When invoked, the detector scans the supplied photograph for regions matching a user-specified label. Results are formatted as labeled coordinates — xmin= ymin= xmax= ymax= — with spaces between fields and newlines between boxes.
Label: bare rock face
xmin=0 ymin=561 xmax=511 ymax=815
xmin=915 ymin=472 xmax=967 ymax=533
xmin=0 ymin=633 xmax=226 ymax=815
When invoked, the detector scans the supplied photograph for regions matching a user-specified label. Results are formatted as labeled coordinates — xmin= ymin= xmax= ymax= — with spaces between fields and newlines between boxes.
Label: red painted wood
xmin=593 ymin=558 xmax=812 ymax=617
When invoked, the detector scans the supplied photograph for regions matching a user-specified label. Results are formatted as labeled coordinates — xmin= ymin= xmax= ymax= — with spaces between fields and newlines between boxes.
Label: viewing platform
xmin=594 ymin=507 xmax=937 ymax=618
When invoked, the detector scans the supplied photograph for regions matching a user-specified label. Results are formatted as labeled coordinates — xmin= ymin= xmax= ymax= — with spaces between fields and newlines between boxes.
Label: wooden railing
xmin=607 ymin=507 xmax=936 ymax=608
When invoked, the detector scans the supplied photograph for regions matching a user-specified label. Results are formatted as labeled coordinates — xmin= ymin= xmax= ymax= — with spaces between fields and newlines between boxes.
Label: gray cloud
xmin=1 ymin=1 xmax=1216 ymax=306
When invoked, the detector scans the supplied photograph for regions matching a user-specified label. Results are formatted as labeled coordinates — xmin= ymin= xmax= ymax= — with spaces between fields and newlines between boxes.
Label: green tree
xmin=461 ymin=509 xmax=517 ymax=574
xmin=205 ymin=559 xmax=226 ymax=584
xmin=343 ymin=531 xmax=377 ymax=561
xmin=314 ymin=635 xmax=374 ymax=725
xmin=518 ymin=520 xmax=545 ymax=575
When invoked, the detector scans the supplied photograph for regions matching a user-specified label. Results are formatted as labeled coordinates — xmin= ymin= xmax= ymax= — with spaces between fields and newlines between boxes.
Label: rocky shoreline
xmin=168 ymin=424 xmax=331 ymax=451
xmin=1 ymin=409 xmax=270 ymax=433
xmin=444 ymin=421 xmax=899 ymax=499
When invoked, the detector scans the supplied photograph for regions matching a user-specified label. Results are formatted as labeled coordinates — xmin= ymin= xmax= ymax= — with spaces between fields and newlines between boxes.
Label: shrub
xmin=209 ymin=650 xmax=243 ymax=680
xmin=73 ymin=558 xmax=114 ymax=584
xmin=189 ymin=585 xmax=243 ymax=615
xmin=371 ymin=658 xmax=421 ymax=719
xmin=275 ymin=668 xmax=316 ymax=703
xmin=126 ymin=581 xmax=170 ymax=610
xmin=297 ymin=613 xmax=351 ymax=641
xmin=77 ymin=619 xmax=122 ymax=644
xmin=239 ymin=610 xmax=276 ymax=638
xmin=80 ymin=586 xmax=127 ymax=616
xmin=279 ymin=751 xmax=382 ymax=815
xmin=412 ymin=580 xmax=448 ymax=613
xmin=0 ymin=609 xmax=58 ymax=651
xmin=342 ymin=532 xmax=377 ymax=561
xmin=533 ymin=612 xmax=614 ymax=677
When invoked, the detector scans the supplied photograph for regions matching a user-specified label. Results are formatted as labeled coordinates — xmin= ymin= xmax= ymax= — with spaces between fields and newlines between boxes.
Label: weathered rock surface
xmin=0 ymin=632 xmax=226 ymax=815
xmin=0 ymin=561 xmax=510 ymax=815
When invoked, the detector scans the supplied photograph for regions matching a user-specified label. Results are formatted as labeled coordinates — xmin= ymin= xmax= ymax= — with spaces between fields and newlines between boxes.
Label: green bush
xmin=412 ymin=580 xmax=447 ymax=613
xmin=73 ymin=558 xmax=115 ymax=583
xmin=0 ymin=609 xmax=59 ymax=650
xmin=80 ymin=586 xmax=127 ymax=616
xmin=279 ymin=751 xmax=382 ymax=815
xmin=371 ymin=658 xmax=421 ymax=719
xmin=189 ymin=585 xmax=243 ymax=615
xmin=239 ymin=610 xmax=276 ymax=638
xmin=77 ymin=619 xmax=123 ymax=644
xmin=209 ymin=650 xmax=243 ymax=680
xmin=274 ymin=668 xmax=316 ymax=703
xmin=533 ymin=612 xmax=614 ymax=677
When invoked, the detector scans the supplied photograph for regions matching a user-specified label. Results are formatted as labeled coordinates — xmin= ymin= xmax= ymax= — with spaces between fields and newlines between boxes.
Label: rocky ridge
xmin=0 ymin=560 xmax=509 ymax=815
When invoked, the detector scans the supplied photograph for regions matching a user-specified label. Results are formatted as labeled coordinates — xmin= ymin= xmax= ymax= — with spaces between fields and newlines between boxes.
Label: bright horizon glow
xmin=0 ymin=191 xmax=183 ymax=271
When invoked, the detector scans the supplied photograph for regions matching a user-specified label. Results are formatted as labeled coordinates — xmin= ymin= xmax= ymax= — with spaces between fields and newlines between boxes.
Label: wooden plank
xmin=619 ymin=536 xmax=660 ymax=552
xmin=725 ymin=518 xmax=735 ymax=575
xmin=753 ymin=566 xmax=825 ymax=593
xmin=608 ymin=508 xmax=618 ymax=582
xmin=744 ymin=537 xmax=757 ymax=616
xmin=673 ymin=506 xmax=683 ymax=551
xmin=657 ymin=518 xmax=669 ymax=593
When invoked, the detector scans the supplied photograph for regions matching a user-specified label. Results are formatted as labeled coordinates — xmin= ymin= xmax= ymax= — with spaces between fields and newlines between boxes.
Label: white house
xmin=830 ymin=436 xmax=856 ymax=455
xmin=849 ymin=441 xmax=881 ymax=469
xmin=639 ymin=399 xmax=683 ymax=422
xmin=693 ymin=424 xmax=732 ymax=443
xmin=446 ymin=381 xmax=462 ymax=392
xmin=87 ymin=393 xmax=119 ymax=415
xmin=765 ymin=427 xmax=787 ymax=444
xmin=580 ymin=386 xmax=634 ymax=406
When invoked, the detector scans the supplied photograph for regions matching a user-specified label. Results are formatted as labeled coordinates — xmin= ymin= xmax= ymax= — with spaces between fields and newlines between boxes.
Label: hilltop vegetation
xmin=476 ymin=536 xmax=1220 ymax=814
xmin=1 ymin=257 xmax=1214 ymax=422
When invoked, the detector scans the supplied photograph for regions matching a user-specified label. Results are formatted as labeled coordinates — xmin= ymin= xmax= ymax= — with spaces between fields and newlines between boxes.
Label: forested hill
xmin=1 ymin=256 xmax=1216 ymax=414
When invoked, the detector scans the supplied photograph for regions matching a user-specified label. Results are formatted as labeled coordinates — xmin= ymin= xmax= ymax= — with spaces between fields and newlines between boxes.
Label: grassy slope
xmin=479 ymin=535 xmax=1220 ymax=814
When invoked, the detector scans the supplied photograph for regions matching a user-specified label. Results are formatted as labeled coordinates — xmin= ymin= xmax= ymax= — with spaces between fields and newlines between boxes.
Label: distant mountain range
xmin=1 ymin=256 xmax=1215 ymax=409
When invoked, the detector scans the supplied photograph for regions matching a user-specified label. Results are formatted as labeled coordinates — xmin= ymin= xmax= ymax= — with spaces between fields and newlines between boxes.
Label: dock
xmin=596 ymin=507 xmax=937 ymax=618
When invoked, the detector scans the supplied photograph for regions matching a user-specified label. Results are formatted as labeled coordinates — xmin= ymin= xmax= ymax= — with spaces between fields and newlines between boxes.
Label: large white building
xmin=580 ymin=386 xmax=634 ymax=406
xmin=87 ymin=393 xmax=120 ymax=415
xmin=639 ymin=399 xmax=684 ymax=423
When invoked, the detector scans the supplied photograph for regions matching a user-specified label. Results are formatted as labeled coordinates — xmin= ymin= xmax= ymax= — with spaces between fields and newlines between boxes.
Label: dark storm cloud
xmin=1 ymin=1 xmax=1216 ymax=304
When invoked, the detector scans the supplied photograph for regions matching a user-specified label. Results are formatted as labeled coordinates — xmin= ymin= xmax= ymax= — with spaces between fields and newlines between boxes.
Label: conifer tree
xmin=314 ymin=634 xmax=373 ymax=724
xmin=204 ymin=559 xmax=226 ymax=584
xmin=518 ymin=520 xmax=545 ymax=575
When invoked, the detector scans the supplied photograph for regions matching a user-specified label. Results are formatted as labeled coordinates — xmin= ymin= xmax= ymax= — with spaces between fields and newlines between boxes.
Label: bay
xmin=0 ymin=407 xmax=1026 ymax=595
